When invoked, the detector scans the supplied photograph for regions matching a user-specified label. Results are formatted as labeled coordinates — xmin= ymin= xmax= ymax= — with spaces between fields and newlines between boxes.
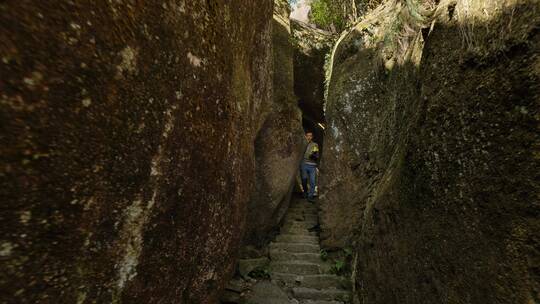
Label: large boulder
xmin=243 ymin=0 xmax=305 ymax=248
xmin=291 ymin=20 xmax=335 ymax=145
xmin=321 ymin=0 xmax=539 ymax=303
xmin=0 ymin=1 xmax=273 ymax=303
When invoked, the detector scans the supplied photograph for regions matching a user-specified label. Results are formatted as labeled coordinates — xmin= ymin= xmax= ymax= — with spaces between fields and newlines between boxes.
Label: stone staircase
xmin=268 ymin=199 xmax=351 ymax=304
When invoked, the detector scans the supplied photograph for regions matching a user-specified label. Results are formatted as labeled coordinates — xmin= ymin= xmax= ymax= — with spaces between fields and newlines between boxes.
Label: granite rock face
xmin=242 ymin=0 xmax=305 ymax=248
xmin=291 ymin=20 xmax=335 ymax=144
xmin=321 ymin=0 xmax=540 ymax=303
xmin=0 ymin=1 xmax=273 ymax=303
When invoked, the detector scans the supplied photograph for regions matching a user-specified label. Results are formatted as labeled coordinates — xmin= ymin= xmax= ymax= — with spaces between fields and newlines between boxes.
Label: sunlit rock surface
xmin=321 ymin=0 xmax=540 ymax=302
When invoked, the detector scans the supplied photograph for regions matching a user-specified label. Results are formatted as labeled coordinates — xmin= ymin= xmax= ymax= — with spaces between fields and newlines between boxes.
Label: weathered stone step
xmin=271 ymin=273 xmax=348 ymax=290
xmin=269 ymin=242 xmax=320 ymax=253
xmin=292 ymin=287 xmax=350 ymax=302
xmin=285 ymin=215 xmax=317 ymax=222
xmin=287 ymin=211 xmax=318 ymax=217
xmin=300 ymin=300 xmax=344 ymax=304
xmin=281 ymin=226 xmax=316 ymax=235
xmin=270 ymin=261 xmax=322 ymax=275
xmin=286 ymin=214 xmax=306 ymax=221
xmin=276 ymin=234 xmax=319 ymax=244
xmin=284 ymin=220 xmax=318 ymax=228
xmin=288 ymin=204 xmax=318 ymax=209
xmin=283 ymin=221 xmax=318 ymax=230
xmin=287 ymin=208 xmax=318 ymax=215
xmin=286 ymin=214 xmax=318 ymax=222
xmin=289 ymin=202 xmax=317 ymax=207
xmin=284 ymin=220 xmax=318 ymax=227
xmin=280 ymin=224 xmax=317 ymax=236
xmin=286 ymin=215 xmax=318 ymax=222
xmin=270 ymin=251 xmax=322 ymax=264
xmin=288 ymin=209 xmax=318 ymax=214
xmin=280 ymin=229 xmax=316 ymax=237
xmin=283 ymin=224 xmax=318 ymax=231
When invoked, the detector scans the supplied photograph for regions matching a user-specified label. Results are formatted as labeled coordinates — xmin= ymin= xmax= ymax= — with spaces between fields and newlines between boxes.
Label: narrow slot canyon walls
xmin=292 ymin=20 xmax=333 ymax=125
xmin=291 ymin=20 xmax=335 ymax=146
xmin=242 ymin=0 xmax=305 ymax=249
xmin=320 ymin=0 xmax=539 ymax=303
xmin=1 ymin=1 xmax=273 ymax=303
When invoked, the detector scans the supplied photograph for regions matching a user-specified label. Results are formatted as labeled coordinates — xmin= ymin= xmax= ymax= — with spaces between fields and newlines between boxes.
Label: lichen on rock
xmin=0 ymin=1 xmax=274 ymax=303
xmin=320 ymin=0 xmax=540 ymax=302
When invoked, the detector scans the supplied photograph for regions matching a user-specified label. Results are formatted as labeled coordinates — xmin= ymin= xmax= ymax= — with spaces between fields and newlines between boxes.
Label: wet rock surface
xmin=0 ymin=1 xmax=273 ymax=303
xmin=321 ymin=0 xmax=540 ymax=303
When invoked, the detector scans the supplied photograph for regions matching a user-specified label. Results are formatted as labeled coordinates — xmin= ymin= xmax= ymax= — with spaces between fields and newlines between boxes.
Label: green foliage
xmin=376 ymin=0 xmax=431 ymax=63
xmin=248 ymin=266 xmax=270 ymax=279
xmin=326 ymin=247 xmax=354 ymax=275
xmin=330 ymin=259 xmax=346 ymax=275
xmin=310 ymin=0 xmax=346 ymax=32
xmin=320 ymin=249 xmax=328 ymax=261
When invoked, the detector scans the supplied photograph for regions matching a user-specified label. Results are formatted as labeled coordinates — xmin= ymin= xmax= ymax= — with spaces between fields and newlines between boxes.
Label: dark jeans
xmin=300 ymin=162 xmax=317 ymax=199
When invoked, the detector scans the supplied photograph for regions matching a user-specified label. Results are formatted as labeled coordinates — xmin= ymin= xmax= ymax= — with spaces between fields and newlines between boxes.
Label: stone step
xmin=270 ymin=261 xmax=322 ymax=275
xmin=287 ymin=211 xmax=318 ymax=217
xmin=270 ymin=251 xmax=322 ymax=264
xmin=288 ymin=205 xmax=318 ymax=210
xmin=283 ymin=224 xmax=318 ymax=231
xmin=283 ymin=222 xmax=318 ymax=230
xmin=292 ymin=287 xmax=350 ymax=302
xmin=281 ymin=227 xmax=317 ymax=235
xmin=280 ymin=227 xmax=317 ymax=236
xmin=286 ymin=215 xmax=318 ymax=222
xmin=289 ymin=202 xmax=317 ymax=207
xmin=237 ymin=258 xmax=269 ymax=278
xmin=284 ymin=219 xmax=318 ymax=226
xmin=284 ymin=215 xmax=318 ymax=222
xmin=285 ymin=213 xmax=306 ymax=221
xmin=269 ymin=242 xmax=320 ymax=254
xmin=242 ymin=281 xmax=293 ymax=304
xmin=280 ymin=226 xmax=316 ymax=235
xmin=287 ymin=208 xmax=318 ymax=215
xmin=286 ymin=214 xmax=318 ymax=221
xmin=288 ymin=209 xmax=318 ymax=215
xmin=276 ymin=234 xmax=319 ymax=244
xmin=271 ymin=273 xmax=348 ymax=290
xmin=300 ymin=300 xmax=344 ymax=304
xmin=288 ymin=204 xmax=318 ymax=210
xmin=284 ymin=220 xmax=318 ymax=227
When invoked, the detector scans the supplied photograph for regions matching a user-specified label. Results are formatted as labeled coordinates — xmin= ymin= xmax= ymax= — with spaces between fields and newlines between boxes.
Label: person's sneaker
xmin=307 ymin=197 xmax=316 ymax=203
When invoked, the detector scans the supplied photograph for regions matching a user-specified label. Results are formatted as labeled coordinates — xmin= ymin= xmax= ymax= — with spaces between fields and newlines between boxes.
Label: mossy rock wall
xmin=321 ymin=0 xmax=540 ymax=302
xmin=0 ymin=1 xmax=273 ymax=303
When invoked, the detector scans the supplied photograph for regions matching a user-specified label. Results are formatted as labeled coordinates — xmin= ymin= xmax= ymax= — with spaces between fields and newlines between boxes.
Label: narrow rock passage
xmin=268 ymin=197 xmax=351 ymax=304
